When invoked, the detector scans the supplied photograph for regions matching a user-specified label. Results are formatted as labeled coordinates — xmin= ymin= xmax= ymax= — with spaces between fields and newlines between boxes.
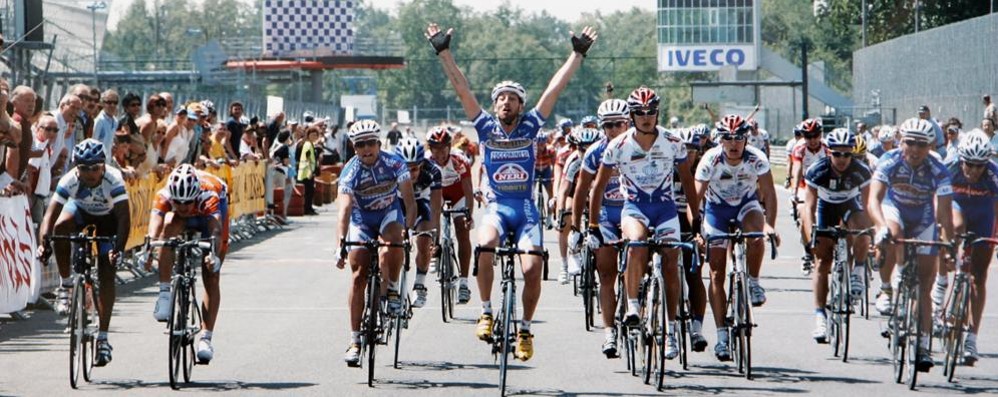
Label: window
xmin=657 ymin=0 xmax=754 ymax=45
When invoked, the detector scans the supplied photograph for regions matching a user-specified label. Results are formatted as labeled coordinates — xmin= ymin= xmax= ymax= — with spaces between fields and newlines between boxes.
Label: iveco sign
xmin=658 ymin=45 xmax=757 ymax=72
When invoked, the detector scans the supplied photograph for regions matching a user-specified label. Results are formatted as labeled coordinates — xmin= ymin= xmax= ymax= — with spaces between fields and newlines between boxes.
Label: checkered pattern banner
xmin=263 ymin=0 xmax=354 ymax=57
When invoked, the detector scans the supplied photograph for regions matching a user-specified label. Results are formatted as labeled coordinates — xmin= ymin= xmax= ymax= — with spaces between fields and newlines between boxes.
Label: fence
xmin=2 ymin=162 xmax=271 ymax=316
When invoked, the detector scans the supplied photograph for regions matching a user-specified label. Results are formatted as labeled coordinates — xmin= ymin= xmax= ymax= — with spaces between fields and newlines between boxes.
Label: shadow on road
xmin=87 ymin=378 xmax=317 ymax=392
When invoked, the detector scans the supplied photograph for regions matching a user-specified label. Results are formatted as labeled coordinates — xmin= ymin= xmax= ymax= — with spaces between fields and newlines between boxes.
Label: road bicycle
xmin=435 ymin=204 xmax=469 ymax=322
xmin=940 ymin=233 xmax=998 ymax=382
xmin=812 ymin=226 xmax=872 ymax=362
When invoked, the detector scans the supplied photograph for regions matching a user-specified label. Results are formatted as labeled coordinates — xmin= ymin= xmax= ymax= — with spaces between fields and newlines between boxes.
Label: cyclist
xmin=674 ymin=124 xmax=711 ymax=352
xmin=942 ymin=131 xmax=998 ymax=364
xmin=580 ymin=115 xmax=599 ymax=129
xmin=790 ymin=118 xmax=828 ymax=275
xmin=868 ymin=117 xmax=955 ymax=372
xmin=587 ymin=87 xmax=699 ymax=361
xmin=426 ymin=22 xmax=596 ymax=361
xmin=147 ymin=164 xmax=228 ymax=363
xmin=853 ymin=134 xmax=879 ymax=168
xmin=37 ymin=139 xmax=130 ymax=367
xmin=556 ymin=127 xmax=603 ymax=282
xmin=426 ymin=126 xmax=476 ymax=304
xmin=747 ymin=119 xmax=771 ymax=158
xmin=334 ymin=120 xmax=417 ymax=366
xmin=784 ymin=124 xmax=803 ymax=188
xmin=694 ymin=115 xmax=780 ymax=361
xmin=800 ymin=128 xmax=873 ymax=343
xmin=394 ymin=137 xmax=442 ymax=308
xmin=568 ymin=98 xmax=630 ymax=358
xmin=535 ymin=130 xmax=557 ymax=227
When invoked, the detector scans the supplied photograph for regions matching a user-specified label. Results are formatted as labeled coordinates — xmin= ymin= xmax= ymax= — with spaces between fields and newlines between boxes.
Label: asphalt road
xmin=2 ymin=187 xmax=997 ymax=396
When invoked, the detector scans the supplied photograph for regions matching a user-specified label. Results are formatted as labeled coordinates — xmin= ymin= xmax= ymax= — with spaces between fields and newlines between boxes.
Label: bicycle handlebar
xmin=707 ymin=232 xmax=779 ymax=260
xmin=626 ymin=238 xmax=701 ymax=272
xmin=47 ymin=234 xmax=117 ymax=244
xmin=147 ymin=236 xmax=213 ymax=251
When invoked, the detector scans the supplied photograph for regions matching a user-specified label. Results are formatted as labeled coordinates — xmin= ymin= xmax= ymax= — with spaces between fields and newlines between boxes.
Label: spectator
xmin=917 ymin=105 xmax=945 ymax=154
xmin=270 ymin=130 xmax=293 ymax=219
xmin=129 ymin=132 xmax=156 ymax=178
xmin=944 ymin=124 xmax=960 ymax=163
xmin=296 ymin=126 xmax=319 ymax=215
xmin=984 ymin=95 xmax=997 ymax=129
xmin=26 ymin=114 xmax=58 ymax=222
xmin=263 ymin=112 xmax=285 ymax=154
xmin=137 ymin=94 xmax=168 ymax=142
xmin=118 ymin=92 xmax=141 ymax=136
xmin=159 ymin=92 xmax=174 ymax=116
xmin=386 ymin=121 xmax=402 ymax=147
xmin=149 ymin=117 xmax=167 ymax=165
xmin=51 ymin=93 xmax=81 ymax=177
xmin=239 ymin=129 xmax=262 ymax=161
xmin=983 ymin=118 xmax=998 ymax=159
xmin=226 ymin=101 xmax=245 ymax=157
xmin=107 ymin=132 xmax=136 ymax=180
xmin=93 ymin=89 xmax=119 ymax=162
xmin=203 ymin=122 xmax=236 ymax=168
xmin=7 ymin=85 xmax=35 ymax=181
xmin=321 ymin=124 xmax=340 ymax=165
xmin=163 ymin=108 xmax=193 ymax=166
xmin=69 ymin=84 xmax=94 ymax=139
xmin=0 ymin=80 xmax=24 ymax=196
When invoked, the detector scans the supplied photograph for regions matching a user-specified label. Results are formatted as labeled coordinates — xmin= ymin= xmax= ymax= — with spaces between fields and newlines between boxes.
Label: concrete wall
xmin=853 ymin=13 xmax=998 ymax=128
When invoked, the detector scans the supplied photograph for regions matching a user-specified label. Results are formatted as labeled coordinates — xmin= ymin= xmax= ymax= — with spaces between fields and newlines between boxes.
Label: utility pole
xmin=914 ymin=0 xmax=921 ymax=33
xmin=861 ymin=0 xmax=867 ymax=47
xmin=800 ymin=39 xmax=810 ymax=120
xmin=87 ymin=1 xmax=106 ymax=85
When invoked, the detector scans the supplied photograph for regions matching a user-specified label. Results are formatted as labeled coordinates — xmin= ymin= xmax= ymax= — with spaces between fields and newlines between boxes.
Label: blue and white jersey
xmin=873 ymin=148 xmax=952 ymax=209
xmin=601 ymin=127 xmax=687 ymax=204
xmin=53 ymin=166 xmax=129 ymax=216
xmin=946 ymin=158 xmax=998 ymax=210
xmin=582 ymin=138 xmax=625 ymax=207
xmin=804 ymin=156 xmax=872 ymax=204
xmin=408 ymin=159 xmax=443 ymax=201
xmin=695 ymin=145 xmax=769 ymax=207
xmin=473 ymin=108 xmax=545 ymax=201
xmin=338 ymin=150 xmax=412 ymax=212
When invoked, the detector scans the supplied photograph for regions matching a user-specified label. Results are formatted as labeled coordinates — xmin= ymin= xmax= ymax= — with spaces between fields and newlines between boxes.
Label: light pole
xmin=87 ymin=1 xmax=106 ymax=86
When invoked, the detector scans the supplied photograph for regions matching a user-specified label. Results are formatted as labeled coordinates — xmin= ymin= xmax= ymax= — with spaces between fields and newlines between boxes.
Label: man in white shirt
xmin=93 ymin=89 xmax=119 ymax=162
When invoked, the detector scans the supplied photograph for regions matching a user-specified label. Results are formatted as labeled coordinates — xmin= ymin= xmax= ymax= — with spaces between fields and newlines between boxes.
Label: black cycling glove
xmin=428 ymin=31 xmax=451 ymax=55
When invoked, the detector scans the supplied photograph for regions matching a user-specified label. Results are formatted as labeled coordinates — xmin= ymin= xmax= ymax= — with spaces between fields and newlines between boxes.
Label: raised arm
xmin=535 ymin=27 xmax=598 ymax=119
xmin=426 ymin=24 xmax=480 ymax=121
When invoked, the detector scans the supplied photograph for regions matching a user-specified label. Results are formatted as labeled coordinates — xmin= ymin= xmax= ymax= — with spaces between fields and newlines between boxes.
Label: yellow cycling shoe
xmin=515 ymin=330 xmax=534 ymax=361
xmin=475 ymin=314 xmax=494 ymax=341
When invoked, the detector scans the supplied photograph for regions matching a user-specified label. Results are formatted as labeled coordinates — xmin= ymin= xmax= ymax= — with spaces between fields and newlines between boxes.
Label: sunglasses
xmin=40 ymin=126 xmax=59 ymax=133
xmin=155 ymin=102 xmax=167 ymax=107
xmin=602 ymin=121 xmax=628 ymax=129
xmin=171 ymin=198 xmax=196 ymax=206
xmin=903 ymin=139 xmax=930 ymax=148
xmin=77 ymin=164 xmax=101 ymax=172
xmin=685 ymin=143 xmax=701 ymax=151
xmin=104 ymin=100 xmax=119 ymax=105
xmin=632 ymin=109 xmax=658 ymax=116
xmin=830 ymin=151 xmax=853 ymax=158
xmin=963 ymin=161 xmax=987 ymax=169
xmin=127 ymin=102 xmax=141 ymax=107
xmin=721 ymin=134 xmax=746 ymax=141
xmin=804 ymin=133 xmax=822 ymax=139
xmin=354 ymin=140 xmax=378 ymax=149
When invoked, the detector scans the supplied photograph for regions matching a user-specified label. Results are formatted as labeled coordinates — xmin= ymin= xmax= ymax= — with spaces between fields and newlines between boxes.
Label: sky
xmin=107 ymin=0 xmax=656 ymax=31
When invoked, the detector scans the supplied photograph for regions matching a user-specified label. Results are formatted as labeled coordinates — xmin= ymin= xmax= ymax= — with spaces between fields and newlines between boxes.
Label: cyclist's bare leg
xmin=201 ymin=264 xmax=220 ymax=331
xmin=96 ymin=254 xmax=115 ymax=332
xmin=416 ymin=221 xmax=434 ymax=274
xmin=52 ymin=212 xmax=77 ymax=280
xmin=970 ymin=245 xmax=992 ymax=334
xmin=454 ymin=218 xmax=472 ymax=277
xmin=520 ymin=249 xmax=544 ymax=322
xmin=621 ymin=218 xmax=650 ymax=302
xmin=879 ymin=221 xmax=903 ymax=288
xmin=155 ymin=213 xmax=186 ymax=284
xmin=741 ymin=210 xmax=766 ymax=278
xmin=685 ymin=252 xmax=708 ymax=322
xmin=661 ymin=246 xmax=681 ymax=321
xmin=476 ymin=226 xmax=500 ymax=303
xmin=707 ymin=245 xmax=729 ymax=327
xmin=380 ymin=223 xmax=405 ymax=286
xmin=812 ymin=235 xmax=834 ymax=310
xmin=847 ymin=213 xmax=873 ymax=270
xmin=596 ymin=245 xmax=618 ymax=328
xmin=347 ymin=248 xmax=373 ymax=332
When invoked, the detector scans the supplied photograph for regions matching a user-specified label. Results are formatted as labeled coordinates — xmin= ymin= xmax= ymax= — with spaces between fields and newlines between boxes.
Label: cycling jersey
xmin=601 ymin=127 xmax=687 ymax=204
xmin=874 ymin=149 xmax=952 ymax=254
xmin=338 ymin=150 xmax=411 ymax=212
xmin=948 ymin=159 xmax=998 ymax=237
xmin=556 ymin=145 xmax=573 ymax=167
xmin=53 ymin=166 xmax=128 ymax=216
xmin=747 ymin=129 xmax=770 ymax=156
xmin=562 ymin=151 xmax=583 ymax=194
xmin=792 ymin=141 xmax=829 ymax=189
xmin=427 ymin=153 xmax=470 ymax=204
xmin=695 ymin=145 xmax=769 ymax=207
xmin=582 ymin=139 xmax=625 ymax=207
xmin=804 ymin=157 xmax=872 ymax=204
xmin=473 ymin=108 xmax=544 ymax=201
xmin=672 ymin=154 xmax=703 ymax=214
xmin=407 ymin=159 xmax=442 ymax=202
xmin=535 ymin=145 xmax=556 ymax=170
xmin=151 ymin=186 xmax=223 ymax=219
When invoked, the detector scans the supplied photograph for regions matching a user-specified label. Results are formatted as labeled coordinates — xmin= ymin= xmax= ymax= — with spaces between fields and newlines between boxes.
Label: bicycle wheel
xmin=739 ymin=274 xmax=754 ymax=380
xmin=678 ymin=261 xmax=690 ymax=371
xmin=840 ymin=264 xmax=852 ymax=362
xmin=168 ymin=278 xmax=186 ymax=390
xmin=643 ymin=277 xmax=661 ymax=385
xmin=582 ymin=248 xmax=595 ymax=331
xmin=446 ymin=251 xmax=458 ymax=320
xmin=439 ymin=251 xmax=452 ymax=323
xmin=82 ymin=282 xmax=99 ymax=382
xmin=943 ymin=277 xmax=970 ymax=382
xmin=891 ymin=283 xmax=908 ymax=384
xmin=861 ymin=261 xmax=871 ymax=319
xmin=69 ymin=278 xmax=84 ymax=389
xmin=905 ymin=288 xmax=921 ymax=390
xmin=498 ymin=280 xmax=515 ymax=397
xmin=184 ymin=282 xmax=200 ymax=383
xmin=366 ymin=274 xmax=381 ymax=387
xmin=657 ymin=275 xmax=670 ymax=390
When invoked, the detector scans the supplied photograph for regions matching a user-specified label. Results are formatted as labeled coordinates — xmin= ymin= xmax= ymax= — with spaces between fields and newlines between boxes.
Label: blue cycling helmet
xmin=558 ymin=119 xmax=574 ymax=129
xmin=580 ymin=115 xmax=599 ymax=127
xmin=394 ymin=137 xmax=425 ymax=163
xmin=73 ymin=139 xmax=106 ymax=165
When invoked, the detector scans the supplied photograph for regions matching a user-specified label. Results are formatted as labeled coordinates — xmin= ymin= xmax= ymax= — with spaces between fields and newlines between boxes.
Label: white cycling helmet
xmin=572 ymin=127 xmax=603 ymax=146
xmin=825 ymin=128 xmax=855 ymax=149
xmin=597 ymin=99 xmax=629 ymax=125
xmin=958 ymin=130 xmax=993 ymax=163
xmin=878 ymin=125 xmax=897 ymax=142
xmin=348 ymin=120 xmax=381 ymax=144
xmin=899 ymin=117 xmax=935 ymax=142
xmin=168 ymin=164 xmax=201 ymax=202
xmin=490 ymin=80 xmax=526 ymax=103
xmin=394 ymin=137 xmax=425 ymax=163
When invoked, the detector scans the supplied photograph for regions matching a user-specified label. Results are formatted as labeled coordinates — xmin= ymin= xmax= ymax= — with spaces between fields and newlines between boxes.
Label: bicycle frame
xmin=812 ymin=226 xmax=873 ymax=362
